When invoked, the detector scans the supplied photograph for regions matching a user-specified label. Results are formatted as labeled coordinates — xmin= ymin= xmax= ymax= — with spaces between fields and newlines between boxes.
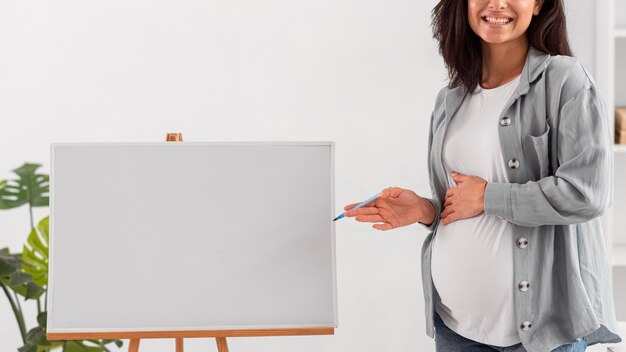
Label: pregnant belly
xmin=431 ymin=214 xmax=515 ymax=314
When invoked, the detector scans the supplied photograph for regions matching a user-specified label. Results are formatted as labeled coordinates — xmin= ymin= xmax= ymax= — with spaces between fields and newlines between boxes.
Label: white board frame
xmin=47 ymin=141 xmax=337 ymax=334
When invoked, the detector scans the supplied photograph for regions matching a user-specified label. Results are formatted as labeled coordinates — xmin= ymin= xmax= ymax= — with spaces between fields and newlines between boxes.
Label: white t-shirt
xmin=431 ymin=74 xmax=522 ymax=347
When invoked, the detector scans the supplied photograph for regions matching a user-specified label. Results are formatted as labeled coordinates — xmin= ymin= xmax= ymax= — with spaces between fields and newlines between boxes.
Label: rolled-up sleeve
xmin=483 ymin=84 xmax=613 ymax=227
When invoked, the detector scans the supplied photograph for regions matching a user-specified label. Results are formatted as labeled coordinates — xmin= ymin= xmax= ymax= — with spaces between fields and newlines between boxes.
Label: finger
xmin=380 ymin=187 xmax=402 ymax=200
xmin=373 ymin=222 xmax=393 ymax=231
xmin=441 ymin=211 xmax=460 ymax=226
xmin=441 ymin=215 xmax=449 ymax=226
xmin=441 ymin=205 xmax=456 ymax=219
xmin=345 ymin=206 xmax=378 ymax=217
xmin=451 ymin=172 xmax=466 ymax=183
xmin=355 ymin=214 xmax=384 ymax=223
xmin=343 ymin=202 xmax=360 ymax=210
xmin=444 ymin=189 xmax=453 ymax=200
xmin=444 ymin=196 xmax=454 ymax=207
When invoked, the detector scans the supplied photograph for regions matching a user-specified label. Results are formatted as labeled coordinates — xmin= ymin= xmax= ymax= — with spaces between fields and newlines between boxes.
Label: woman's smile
xmin=481 ymin=16 xmax=514 ymax=26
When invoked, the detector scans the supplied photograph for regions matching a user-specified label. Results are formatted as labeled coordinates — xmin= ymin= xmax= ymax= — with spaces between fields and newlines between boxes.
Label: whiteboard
xmin=48 ymin=142 xmax=337 ymax=333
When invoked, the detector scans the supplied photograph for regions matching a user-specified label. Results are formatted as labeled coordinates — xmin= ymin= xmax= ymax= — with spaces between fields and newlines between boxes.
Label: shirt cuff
xmin=483 ymin=182 xmax=513 ymax=221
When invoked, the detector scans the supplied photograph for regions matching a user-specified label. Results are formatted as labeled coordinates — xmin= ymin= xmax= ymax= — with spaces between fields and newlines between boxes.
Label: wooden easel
xmin=46 ymin=132 xmax=335 ymax=351
xmin=128 ymin=334 xmax=228 ymax=352
xmin=161 ymin=132 xmax=228 ymax=352
xmin=126 ymin=132 xmax=228 ymax=352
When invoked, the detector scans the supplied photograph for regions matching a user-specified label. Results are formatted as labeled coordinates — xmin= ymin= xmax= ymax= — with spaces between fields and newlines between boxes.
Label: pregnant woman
xmin=342 ymin=0 xmax=622 ymax=351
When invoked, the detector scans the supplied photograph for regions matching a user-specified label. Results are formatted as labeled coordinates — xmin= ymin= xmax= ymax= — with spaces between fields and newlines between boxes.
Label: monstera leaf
xmin=59 ymin=340 xmax=123 ymax=352
xmin=0 ymin=247 xmax=44 ymax=300
xmin=0 ymin=163 xmax=49 ymax=209
xmin=22 ymin=216 xmax=49 ymax=287
xmin=0 ymin=247 xmax=20 ymax=276
xmin=18 ymin=324 xmax=63 ymax=352
xmin=17 ymin=312 xmax=122 ymax=352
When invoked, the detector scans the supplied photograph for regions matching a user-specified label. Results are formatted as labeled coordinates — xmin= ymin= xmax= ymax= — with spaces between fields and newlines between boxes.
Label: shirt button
xmin=518 ymin=280 xmax=530 ymax=291
xmin=517 ymin=237 xmax=528 ymax=249
xmin=521 ymin=321 xmax=532 ymax=331
xmin=508 ymin=159 xmax=520 ymax=169
xmin=500 ymin=117 xmax=511 ymax=126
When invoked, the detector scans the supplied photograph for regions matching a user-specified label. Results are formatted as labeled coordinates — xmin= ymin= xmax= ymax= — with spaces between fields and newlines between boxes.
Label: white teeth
xmin=484 ymin=16 xmax=511 ymax=24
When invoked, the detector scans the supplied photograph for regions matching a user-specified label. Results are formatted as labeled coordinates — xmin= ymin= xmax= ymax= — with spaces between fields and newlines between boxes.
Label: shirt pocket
xmin=521 ymin=117 xmax=552 ymax=180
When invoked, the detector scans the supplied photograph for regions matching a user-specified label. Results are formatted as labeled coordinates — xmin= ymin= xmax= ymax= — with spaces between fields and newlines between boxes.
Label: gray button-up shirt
xmin=419 ymin=46 xmax=623 ymax=351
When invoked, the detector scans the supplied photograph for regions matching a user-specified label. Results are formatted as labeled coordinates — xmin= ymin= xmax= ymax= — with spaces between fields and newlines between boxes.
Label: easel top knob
xmin=166 ymin=133 xmax=183 ymax=142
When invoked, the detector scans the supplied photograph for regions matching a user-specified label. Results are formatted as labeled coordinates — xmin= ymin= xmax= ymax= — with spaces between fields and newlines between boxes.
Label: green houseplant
xmin=0 ymin=163 xmax=123 ymax=352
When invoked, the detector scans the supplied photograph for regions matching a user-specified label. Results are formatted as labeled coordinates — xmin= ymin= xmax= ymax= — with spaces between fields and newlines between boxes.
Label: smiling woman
xmin=342 ymin=0 xmax=621 ymax=351
xmin=431 ymin=0 xmax=571 ymax=92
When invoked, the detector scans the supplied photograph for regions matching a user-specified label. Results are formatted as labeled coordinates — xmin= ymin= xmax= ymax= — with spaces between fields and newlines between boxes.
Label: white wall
xmin=617 ymin=0 xmax=626 ymax=28
xmin=563 ymin=0 xmax=595 ymax=74
xmin=0 ymin=0 xmax=595 ymax=351
xmin=616 ymin=39 xmax=626 ymax=107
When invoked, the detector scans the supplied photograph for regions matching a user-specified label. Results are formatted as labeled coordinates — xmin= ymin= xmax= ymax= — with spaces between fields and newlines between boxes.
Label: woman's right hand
xmin=342 ymin=187 xmax=430 ymax=231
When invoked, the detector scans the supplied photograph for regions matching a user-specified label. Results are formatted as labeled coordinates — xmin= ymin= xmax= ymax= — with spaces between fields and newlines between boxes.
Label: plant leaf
xmin=9 ymin=270 xmax=33 ymax=286
xmin=42 ymin=342 xmax=64 ymax=352
xmin=0 ymin=247 xmax=43 ymax=298
xmin=0 ymin=163 xmax=49 ymax=210
xmin=12 ymin=280 xmax=43 ymax=299
xmin=8 ymin=280 xmax=44 ymax=300
xmin=25 ymin=326 xmax=47 ymax=345
xmin=22 ymin=216 xmax=50 ymax=287
xmin=17 ymin=343 xmax=37 ymax=352
xmin=102 ymin=340 xmax=123 ymax=348
xmin=38 ymin=216 xmax=49 ymax=243
xmin=23 ymin=247 xmax=46 ymax=268
xmin=63 ymin=341 xmax=105 ymax=352
xmin=19 ymin=325 xmax=64 ymax=352
xmin=37 ymin=311 xmax=47 ymax=327
xmin=28 ymin=227 xmax=48 ymax=259
xmin=0 ymin=250 xmax=19 ymax=276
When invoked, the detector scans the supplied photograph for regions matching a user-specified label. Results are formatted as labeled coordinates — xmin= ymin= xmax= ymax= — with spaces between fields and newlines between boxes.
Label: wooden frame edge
xmin=47 ymin=327 xmax=335 ymax=340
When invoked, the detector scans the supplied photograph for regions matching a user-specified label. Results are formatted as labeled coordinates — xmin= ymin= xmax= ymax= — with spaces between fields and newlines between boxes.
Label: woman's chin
xmin=479 ymin=35 xmax=519 ymax=46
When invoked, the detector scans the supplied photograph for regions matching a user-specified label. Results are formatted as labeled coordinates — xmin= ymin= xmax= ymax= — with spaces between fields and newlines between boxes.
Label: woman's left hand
xmin=440 ymin=171 xmax=488 ymax=226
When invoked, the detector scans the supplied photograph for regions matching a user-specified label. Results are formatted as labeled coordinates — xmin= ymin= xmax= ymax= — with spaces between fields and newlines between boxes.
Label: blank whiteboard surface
xmin=48 ymin=142 xmax=336 ymax=332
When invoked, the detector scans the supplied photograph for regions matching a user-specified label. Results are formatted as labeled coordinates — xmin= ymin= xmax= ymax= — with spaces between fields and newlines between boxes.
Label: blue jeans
xmin=434 ymin=311 xmax=587 ymax=352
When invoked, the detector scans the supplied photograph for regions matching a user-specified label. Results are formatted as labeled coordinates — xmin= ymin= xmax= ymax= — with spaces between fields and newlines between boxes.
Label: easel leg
xmin=216 ymin=337 xmax=229 ymax=352
xmin=128 ymin=339 xmax=140 ymax=352
xmin=176 ymin=338 xmax=184 ymax=352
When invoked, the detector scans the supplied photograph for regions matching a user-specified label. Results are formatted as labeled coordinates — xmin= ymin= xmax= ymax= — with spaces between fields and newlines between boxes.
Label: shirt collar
xmin=444 ymin=45 xmax=551 ymax=119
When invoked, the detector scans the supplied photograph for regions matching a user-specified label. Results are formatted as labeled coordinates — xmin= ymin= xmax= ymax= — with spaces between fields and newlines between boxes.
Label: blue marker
xmin=334 ymin=188 xmax=390 ymax=221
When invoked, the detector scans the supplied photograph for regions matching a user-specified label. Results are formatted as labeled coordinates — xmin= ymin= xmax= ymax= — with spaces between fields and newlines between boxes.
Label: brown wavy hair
xmin=431 ymin=0 xmax=573 ymax=92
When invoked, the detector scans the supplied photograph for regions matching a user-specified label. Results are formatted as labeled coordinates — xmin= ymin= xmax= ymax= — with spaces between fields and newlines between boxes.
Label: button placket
xmin=499 ymin=106 xmax=533 ymax=336
xmin=515 ymin=234 xmax=532 ymax=335
xmin=499 ymin=115 xmax=521 ymax=171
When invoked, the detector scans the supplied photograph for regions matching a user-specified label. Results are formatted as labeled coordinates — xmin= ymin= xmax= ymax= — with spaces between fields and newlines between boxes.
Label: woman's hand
xmin=342 ymin=187 xmax=430 ymax=231
xmin=440 ymin=171 xmax=487 ymax=225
